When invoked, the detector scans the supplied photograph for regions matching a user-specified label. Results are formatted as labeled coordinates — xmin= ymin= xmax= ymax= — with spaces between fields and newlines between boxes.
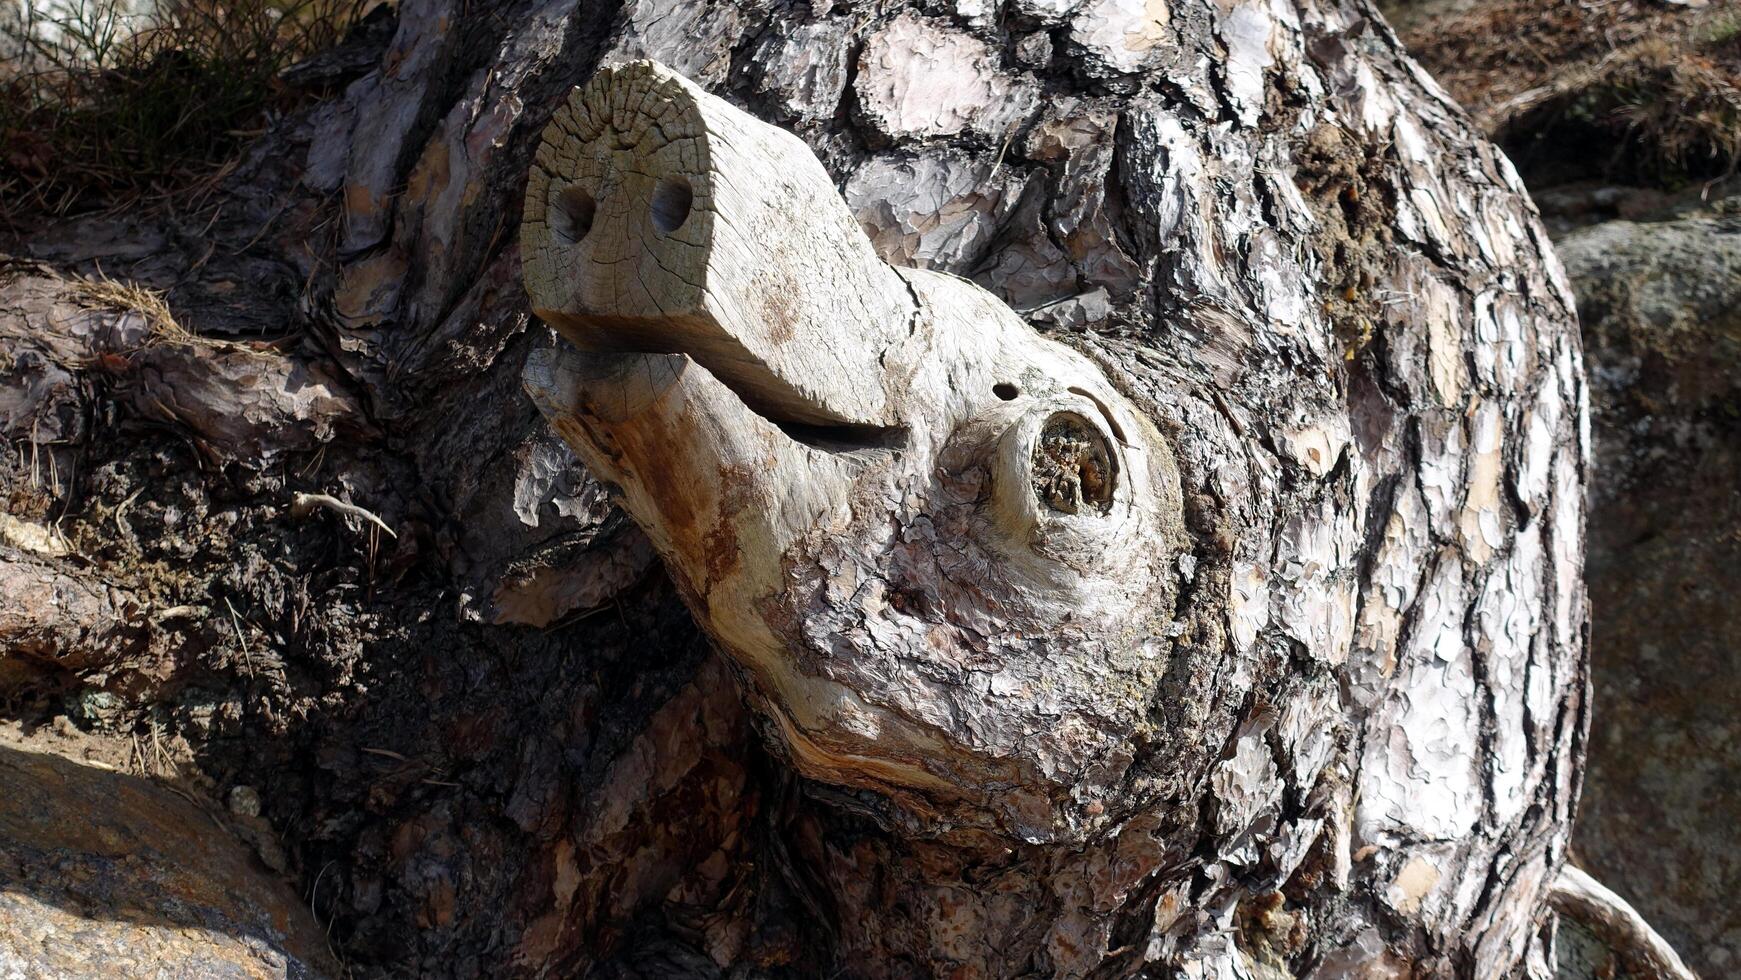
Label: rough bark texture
xmin=0 ymin=0 xmax=1589 ymax=976
xmin=523 ymin=62 xmax=1195 ymax=846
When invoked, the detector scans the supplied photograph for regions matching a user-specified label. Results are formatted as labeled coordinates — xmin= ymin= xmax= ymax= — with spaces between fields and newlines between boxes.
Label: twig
xmin=366 ymin=523 xmax=379 ymax=596
xmin=298 ymin=443 xmax=328 ymax=478
xmin=988 ymin=130 xmax=1015 ymax=181
xmin=112 ymin=485 xmax=144 ymax=545
xmin=239 ymin=201 xmax=289 ymax=254
xmin=309 ymin=858 xmax=339 ymax=944
xmin=150 ymin=720 xmax=178 ymax=777
xmin=224 ymin=596 xmax=256 ymax=679
xmin=289 ymin=492 xmax=397 ymax=538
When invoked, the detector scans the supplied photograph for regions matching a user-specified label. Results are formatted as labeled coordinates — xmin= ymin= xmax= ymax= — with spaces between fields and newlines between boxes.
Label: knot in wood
xmin=1032 ymin=411 xmax=1115 ymax=514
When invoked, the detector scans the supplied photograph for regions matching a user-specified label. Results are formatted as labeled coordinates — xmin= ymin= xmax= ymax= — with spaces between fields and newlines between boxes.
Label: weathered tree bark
xmin=0 ymin=0 xmax=1595 ymax=977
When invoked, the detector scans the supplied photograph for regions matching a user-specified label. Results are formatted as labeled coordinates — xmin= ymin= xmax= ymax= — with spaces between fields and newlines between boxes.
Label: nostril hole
xmin=993 ymin=382 xmax=1019 ymax=401
xmin=549 ymin=185 xmax=596 ymax=245
xmin=650 ymin=176 xmax=693 ymax=235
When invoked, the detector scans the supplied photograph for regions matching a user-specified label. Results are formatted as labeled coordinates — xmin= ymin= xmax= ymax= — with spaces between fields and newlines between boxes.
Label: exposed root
xmin=288 ymin=491 xmax=397 ymax=539
xmin=1549 ymin=865 xmax=1697 ymax=980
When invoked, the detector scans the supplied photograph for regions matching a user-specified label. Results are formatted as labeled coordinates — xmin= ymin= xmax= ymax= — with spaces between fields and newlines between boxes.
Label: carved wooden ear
xmin=1031 ymin=411 xmax=1118 ymax=516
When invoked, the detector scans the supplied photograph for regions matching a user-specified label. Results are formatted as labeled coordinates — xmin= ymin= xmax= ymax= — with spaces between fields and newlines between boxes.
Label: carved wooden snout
xmin=522 ymin=59 xmax=917 ymax=430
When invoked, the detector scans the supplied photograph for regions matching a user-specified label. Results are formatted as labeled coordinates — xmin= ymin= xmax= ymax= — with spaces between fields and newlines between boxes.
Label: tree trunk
xmin=0 ymin=0 xmax=1591 ymax=977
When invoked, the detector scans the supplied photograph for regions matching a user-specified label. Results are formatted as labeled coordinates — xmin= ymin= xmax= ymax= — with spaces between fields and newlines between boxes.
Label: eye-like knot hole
xmin=650 ymin=176 xmax=693 ymax=235
xmin=549 ymin=185 xmax=596 ymax=244
xmin=993 ymin=382 xmax=1020 ymax=401
xmin=1032 ymin=412 xmax=1115 ymax=515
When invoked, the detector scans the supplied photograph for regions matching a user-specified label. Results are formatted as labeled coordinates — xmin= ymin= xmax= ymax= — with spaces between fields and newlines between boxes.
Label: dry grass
xmin=1399 ymin=0 xmax=1741 ymax=186
xmin=1606 ymin=47 xmax=1741 ymax=179
xmin=70 ymin=271 xmax=186 ymax=339
xmin=71 ymin=268 xmax=292 ymax=354
xmin=0 ymin=0 xmax=365 ymax=226
xmin=1498 ymin=40 xmax=1741 ymax=185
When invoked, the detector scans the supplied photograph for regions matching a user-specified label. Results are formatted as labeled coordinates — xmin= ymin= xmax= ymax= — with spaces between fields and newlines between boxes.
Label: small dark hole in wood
xmin=549 ymin=185 xmax=596 ymax=244
xmin=1031 ymin=412 xmax=1116 ymax=515
xmin=993 ymin=382 xmax=1019 ymax=401
xmin=650 ymin=176 xmax=693 ymax=235
xmin=889 ymin=586 xmax=929 ymax=616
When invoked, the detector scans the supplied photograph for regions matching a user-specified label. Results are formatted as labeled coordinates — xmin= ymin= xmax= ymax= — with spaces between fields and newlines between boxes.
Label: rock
xmin=229 ymin=784 xmax=263 ymax=818
xmin=0 ymin=746 xmax=335 ymax=978
xmin=1558 ymin=207 xmax=1741 ymax=977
